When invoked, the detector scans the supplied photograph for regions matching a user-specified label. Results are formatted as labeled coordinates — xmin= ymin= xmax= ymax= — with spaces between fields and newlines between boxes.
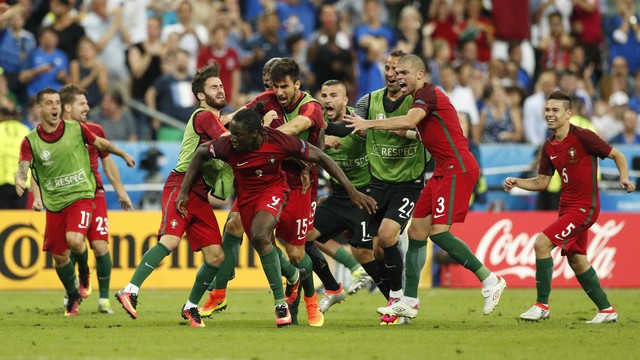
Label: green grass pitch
xmin=0 ymin=288 xmax=638 ymax=360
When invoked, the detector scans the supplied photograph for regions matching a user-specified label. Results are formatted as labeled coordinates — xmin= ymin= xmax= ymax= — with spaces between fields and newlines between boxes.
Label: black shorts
xmin=368 ymin=177 xmax=424 ymax=236
xmin=313 ymin=187 xmax=373 ymax=249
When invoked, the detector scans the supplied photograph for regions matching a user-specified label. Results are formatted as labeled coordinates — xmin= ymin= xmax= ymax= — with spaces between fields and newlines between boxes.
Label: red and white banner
xmin=442 ymin=212 xmax=640 ymax=288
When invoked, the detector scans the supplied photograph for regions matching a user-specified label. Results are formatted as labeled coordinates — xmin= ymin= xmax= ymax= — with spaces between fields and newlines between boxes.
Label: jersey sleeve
xmin=353 ymin=94 xmax=369 ymax=118
xmin=537 ymin=140 xmax=555 ymax=176
xmin=194 ymin=111 xmax=228 ymax=140
xmin=89 ymin=123 xmax=110 ymax=158
xmin=298 ymin=102 xmax=324 ymax=130
xmin=411 ymin=85 xmax=438 ymax=115
xmin=19 ymin=138 xmax=33 ymax=163
xmin=576 ymin=127 xmax=613 ymax=159
xmin=80 ymin=122 xmax=98 ymax=145
xmin=208 ymin=137 xmax=231 ymax=161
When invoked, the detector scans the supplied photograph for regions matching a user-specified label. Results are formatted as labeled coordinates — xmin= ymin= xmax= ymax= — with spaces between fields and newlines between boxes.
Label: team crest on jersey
xmin=170 ymin=219 xmax=178 ymax=229
xmin=376 ymin=113 xmax=386 ymax=120
xmin=255 ymin=170 xmax=263 ymax=177
xmin=568 ymin=147 xmax=578 ymax=164
xmin=269 ymin=156 xmax=275 ymax=164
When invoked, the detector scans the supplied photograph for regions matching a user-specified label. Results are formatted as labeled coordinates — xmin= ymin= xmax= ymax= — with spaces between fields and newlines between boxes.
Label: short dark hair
xmin=547 ymin=90 xmax=572 ymax=110
xmin=270 ymin=58 xmax=300 ymax=84
xmin=107 ymin=89 xmax=124 ymax=106
xmin=234 ymin=101 xmax=265 ymax=133
xmin=59 ymin=84 xmax=88 ymax=109
xmin=36 ymin=88 xmax=58 ymax=104
xmin=192 ymin=63 xmax=220 ymax=98
xmin=322 ymin=79 xmax=344 ymax=88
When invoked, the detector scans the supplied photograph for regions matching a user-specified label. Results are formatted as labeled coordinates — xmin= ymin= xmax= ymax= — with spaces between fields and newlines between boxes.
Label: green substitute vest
xmin=26 ymin=120 xmax=96 ymax=211
xmin=173 ymin=108 xmax=234 ymax=200
xmin=283 ymin=92 xmax=319 ymax=142
xmin=366 ymin=89 xmax=427 ymax=182
xmin=324 ymin=107 xmax=370 ymax=188
xmin=0 ymin=120 xmax=31 ymax=186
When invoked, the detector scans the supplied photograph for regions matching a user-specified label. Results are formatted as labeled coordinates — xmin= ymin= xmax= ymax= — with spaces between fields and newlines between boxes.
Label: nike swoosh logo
xmin=144 ymin=262 xmax=155 ymax=270
xmin=433 ymin=214 xmax=445 ymax=219
xmin=267 ymin=205 xmax=278 ymax=210
xmin=550 ymin=156 xmax=557 ymax=160
xmin=236 ymin=161 xmax=249 ymax=166
xmin=204 ymin=282 xmax=211 ymax=286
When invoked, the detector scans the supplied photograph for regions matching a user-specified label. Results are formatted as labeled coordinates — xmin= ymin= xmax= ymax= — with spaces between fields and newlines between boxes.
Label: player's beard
xmin=205 ymin=93 xmax=227 ymax=110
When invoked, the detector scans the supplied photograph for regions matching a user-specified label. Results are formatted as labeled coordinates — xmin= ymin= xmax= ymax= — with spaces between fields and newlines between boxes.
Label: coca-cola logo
xmin=475 ymin=219 xmax=621 ymax=280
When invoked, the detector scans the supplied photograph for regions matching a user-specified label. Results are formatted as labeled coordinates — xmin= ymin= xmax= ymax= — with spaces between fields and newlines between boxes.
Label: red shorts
xmin=309 ymin=187 xmax=318 ymax=231
xmin=44 ymin=198 xmax=94 ymax=255
xmin=413 ymin=169 xmax=479 ymax=225
xmin=542 ymin=208 xmax=599 ymax=256
xmin=276 ymin=189 xmax=311 ymax=246
xmin=87 ymin=191 xmax=109 ymax=242
xmin=238 ymin=190 xmax=287 ymax=240
xmin=158 ymin=186 xmax=222 ymax=251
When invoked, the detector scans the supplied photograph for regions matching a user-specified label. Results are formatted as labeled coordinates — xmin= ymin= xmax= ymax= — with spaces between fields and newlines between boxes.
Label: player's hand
xmin=504 ymin=177 xmax=518 ymax=192
xmin=620 ymin=178 xmax=636 ymax=193
xmin=118 ymin=196 xmax=134 ymax=211
xmin=263 ymin=110 xmax=278 ymax=127
xmin=15 ymin=179 xmax=26 ymax=197
xmin=343 ymin=113 xmax=370 ymax=132
xmin=324 ymin=136 xmax=341 ymax=149
xmin=32 ymin=198 xmax=43 ymax=211
xmin=123 ymin=153 xmax=136 ymax=168
xmin=175 ymin=191 xmax=189 ymax=219
xmin=349 ymin=191 xmax=377 ymax=214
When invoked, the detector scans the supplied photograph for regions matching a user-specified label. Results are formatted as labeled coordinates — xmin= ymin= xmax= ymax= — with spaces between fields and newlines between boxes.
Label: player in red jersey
xmin=505 ymin=91 xmax=635 ymax=323
xmin=176 ymin=103 xmax=377 ymax=327
xmin=345 ymin=54 xmax=506 ymax=319
xmin=58 ymin=84 xmax=133 ymax=314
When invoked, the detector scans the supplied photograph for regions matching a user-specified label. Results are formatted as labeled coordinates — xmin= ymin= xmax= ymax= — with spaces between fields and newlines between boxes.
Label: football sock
xmin=209 ymin=232 xmax=242 ymax=291
xmin=56 ymin=260 xmax=79 ymax=297
xmin=95 ymin=253 xmax=112 ymax=299
xmin=258 ymin=248 xmax=285 ymax=304
xmin=404 ymin=239 xmax=427 ymax=298
xmin=362 ymin=260 xmax=388 ymax=299
xmin=129 ymin=242 xmax=170 ymax=287
xmin=376 ymin=259 xmax=390 ymax=298
xmin=73 ymin=247 xmax=90 ymax=279
xmin=382 ymin=242 xmax=404 ymax=292
xmin=275 ymin=246 xmax=297 ymax=283
xmin=188 ymin=261 xmax=219 ymax=305
xmin=295 ymin=253 xmax=315 ymax=297
xmin=430 ymin=232 xmax=486 ymax=279
xmin=306 ymin=242 xmax=340 ymax=291
xmin=334 ymin=247 xmax=360 ymax=272
xmin=535 ymin=257 xmax=553 ymax=304
xmin=577 ymin=266 xmax=611 ymax=310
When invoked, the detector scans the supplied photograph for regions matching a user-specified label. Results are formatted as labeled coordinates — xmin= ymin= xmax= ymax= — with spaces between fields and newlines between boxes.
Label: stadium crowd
xmin=0 ymin=0 xmax=638 ymax=144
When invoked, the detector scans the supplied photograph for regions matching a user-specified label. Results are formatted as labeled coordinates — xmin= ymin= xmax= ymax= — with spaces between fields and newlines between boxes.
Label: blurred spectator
xmin=530 ymin=0 xmax=572 ymax=48
xmin=610 ymin=55 xmax=635 ymax=94
xmin=629 ymin=69 xmax=640 ymax=113
xmin=286 ymin=33 xmax=312 ymax=90
xmin=0 ymin=106 xmax=30 ymax=209
xmin=161 ymin=0 xmax=208 ymax=75
xmin=593 ymin=90 xmax=628 ymax=140
xmin=145 ymin=49 xmax=196 ymax=141
xmin=94 ymin=89 xmax=137 ymax=142
xmin=82 ymin=0 xmax=131 ymax=85
xmin=610 ymin=109 xmax=640 ymax=144
xmin=427 ymin=37 xmax=452 ymax=87
xmin=558 ymin=69 xmax=593 ymax=115
xmin=213 ymin=2 xmax=252 ymax=60
xmin=307 ymin=3 xmax=355 ymax=98
xmin=22 ymin=96 xmax=39 ymax=129
xmin=439 ymin=64 xmax=481 ymax=141
xmin=19 ymin=26 xmax=68 ymax=99
xmin=455 ymin=39 xmax=487 ymax=72
xmin=426 ymin=0 xmax=459 ymax=59
xmin=567 ymin=44 xmax=596 ymax=97
xmin=539 ymin=11 xmax=574 ymax=72
xmin=197 ymin=24 xmax=241 ymax=109
xmin=523 ymin=69 xmax=557 ymax=145
xmin=147 ymin=0 xmax=178 ymax=27
xmin=606 ymin=0 xmax=640 ymax=74
xmin=506 ymin=42 xmax=532 ymax=91
xmin=454 ymin=0 xmax=494 ymax=63
xmin=275 ymin=0 xmax=317 ymax=40
xmin=190 ymin=0 xmax=214 ymax=28
xmin=0 ymin=68 xmax=19 ymax=114
xmin=116 ymin=0 xmax=151 ymax=46
xmin=490 ymin=0 xmax=531 ymax=63
xmin=0 ymin=4 xmax=35 ymax=103
xmin=395 ymin=6 xmax=424 ymax=57
xmin=459 ymin=111 xmax=487 ymax=208
xmin=243 ymin=10 xmax=289 ymax=95
xmin=570 ymin=0 xmax=603 ymax=79
xmin=48 ymin=0 xmax=85 ymax=61
xmin=569 ymin=95 xmax=597 ymax=131
xmin=70 ymin=37 xmax=108 ymax=108
xmin=353 ymin=0 xmax=395 ymax=99
xmin=479 ymin=82 xmax=523 ymax=143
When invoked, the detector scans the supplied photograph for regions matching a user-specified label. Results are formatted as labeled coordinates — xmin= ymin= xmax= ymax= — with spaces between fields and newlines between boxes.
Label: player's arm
xmin=304 ymin=144 xmax=377 ymax=214
xmin=15 ymin=160 xmax=30 ymax=197
xmin=504 ymin=173 xmax=552 ymax=192
xmin=92 ymin=137 xmax=135 ymax=167
xmin=276 ymin=115 xmax=312 ymax=136
xmin=608 ymin=147 xmax=636 ymax=193
xmin=344 ymin=107 xmax=426 ymax=131
xmin=175 ymin=142 xmax=213 ymax=217
xmin=102 ymin=155 xmax=134 ymax=210
xmin=30 ymin=175 xmax=43 ymax=211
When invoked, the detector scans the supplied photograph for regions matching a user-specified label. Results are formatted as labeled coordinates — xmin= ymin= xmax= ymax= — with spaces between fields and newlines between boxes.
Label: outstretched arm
xmin=504 ymin=173 xmax=552 ymax=192
xmin=344 ymin=107 xmax=426 ymax=131
xmin=175 ymin=143 xmax=212 ymax=217
xmin=93 ymin=137 xmax=135 ymax=167
xmin=608 ymin=147 xmax=636 ymax=193
xmin=102 ymin=155 xmax=134 ymax=210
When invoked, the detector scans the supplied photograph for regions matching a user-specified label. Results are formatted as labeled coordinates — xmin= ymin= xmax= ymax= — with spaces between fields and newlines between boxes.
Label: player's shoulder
xmin=85 ymin=121 xmax=105 ymax=133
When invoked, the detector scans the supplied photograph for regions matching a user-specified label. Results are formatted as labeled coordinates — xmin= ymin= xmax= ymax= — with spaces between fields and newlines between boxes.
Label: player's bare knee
xmin=52 ymin=252 xmax=71 ymax=267
xmin=567 ymin=254 xmax=589 ymax=274
xmin=250 ymin=233 xmax=273 ymax=254
xmin=203 ymin=245 xmax=224 ymax=266
xmin=286 ymin=245 xmax=305 ymax=264
xmin=225 ymin=213 xmax=244 ymax=237
xmin=91 ymin=240 xmax=109 ymax=256
xmin=533 ymin=233 xmax=554 ymax=256
xmin=159 ymin=234 xmax=180 ymax=251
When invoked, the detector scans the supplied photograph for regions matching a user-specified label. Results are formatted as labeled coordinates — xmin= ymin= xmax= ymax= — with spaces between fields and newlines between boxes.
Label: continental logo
xmin=43 ymin=169 xmax=88 ymax=191
xmin=370 ymin=144 xmax=418 ymax=158
xmin=0 ymin=222 xmax=261 ymax=282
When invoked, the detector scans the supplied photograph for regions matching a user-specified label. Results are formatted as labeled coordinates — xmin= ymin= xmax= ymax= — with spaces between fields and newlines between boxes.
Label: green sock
xmin=405 ymin=239 xmax=427 ymax=298
xmin=258 ymin=248 xmax=285 ymax=305
xmin=72 ymin=247 xmax=90 ymax=278
xmin=130 ymin=243 xmax=170 ymax=287
xmin=56 ymin=260 xmax=79 ymax=297
xmin=95 ymin=253 xmax=112 ymax=299
xmin=275 ymin=246 xmax=297 ymax=283
xmin=334 ymin=247 xmax=360 ymax=272
xmin=293 ymin=253 xmax=314 ymax=297
xmin=189 ymin=261 xmax=219 ymax=305
xmin=536 ymin=257 xmax=553 ymax=304
xmin=430 ymin=232 xmax=489 ymax=281
xmin=210 ymin=232 xmax=242 ymax=291
xmin=576 ymin=266 xmax=611 ymax=310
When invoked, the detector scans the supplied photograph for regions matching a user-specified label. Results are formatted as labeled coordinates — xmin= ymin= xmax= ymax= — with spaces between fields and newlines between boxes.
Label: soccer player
xmin=345 ymin=54 xmax=506 ymax=320
xmin=504 ymin=91 xmax=635 ymax=323
xmin=15 ymin=88 xmax=135 ymax=316
xmin=352 ymin=50 xmax=429 ymax=324
xmin=115 ymin=64 xmax=229 ymax=328
xmin=59 ymin=84 xmax=133 ymax=314
xmin=176 ymin=103 xmax=377 ymax=327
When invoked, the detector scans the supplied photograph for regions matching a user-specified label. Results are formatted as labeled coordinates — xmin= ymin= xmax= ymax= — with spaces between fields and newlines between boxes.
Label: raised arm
xmin=608 ymin=147 xmax=636 ymax=193
xmin=102 ymin=155 xmax=134 ymax=210
xmin=344 ymin=107 xmax=426 ymax=131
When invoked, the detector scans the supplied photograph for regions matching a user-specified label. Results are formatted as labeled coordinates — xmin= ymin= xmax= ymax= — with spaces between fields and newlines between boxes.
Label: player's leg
xmin=88 ymin=193 xmax=113 ymax=313
xmin=65 ymin=199 xmax=94 ymax=300
xmin=519 ymin=227 xmax=557 ymax=321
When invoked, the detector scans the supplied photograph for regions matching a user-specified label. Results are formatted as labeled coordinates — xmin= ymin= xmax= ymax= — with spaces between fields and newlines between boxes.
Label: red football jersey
xmin=85 ymin=122 xmax=109 ymax=190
